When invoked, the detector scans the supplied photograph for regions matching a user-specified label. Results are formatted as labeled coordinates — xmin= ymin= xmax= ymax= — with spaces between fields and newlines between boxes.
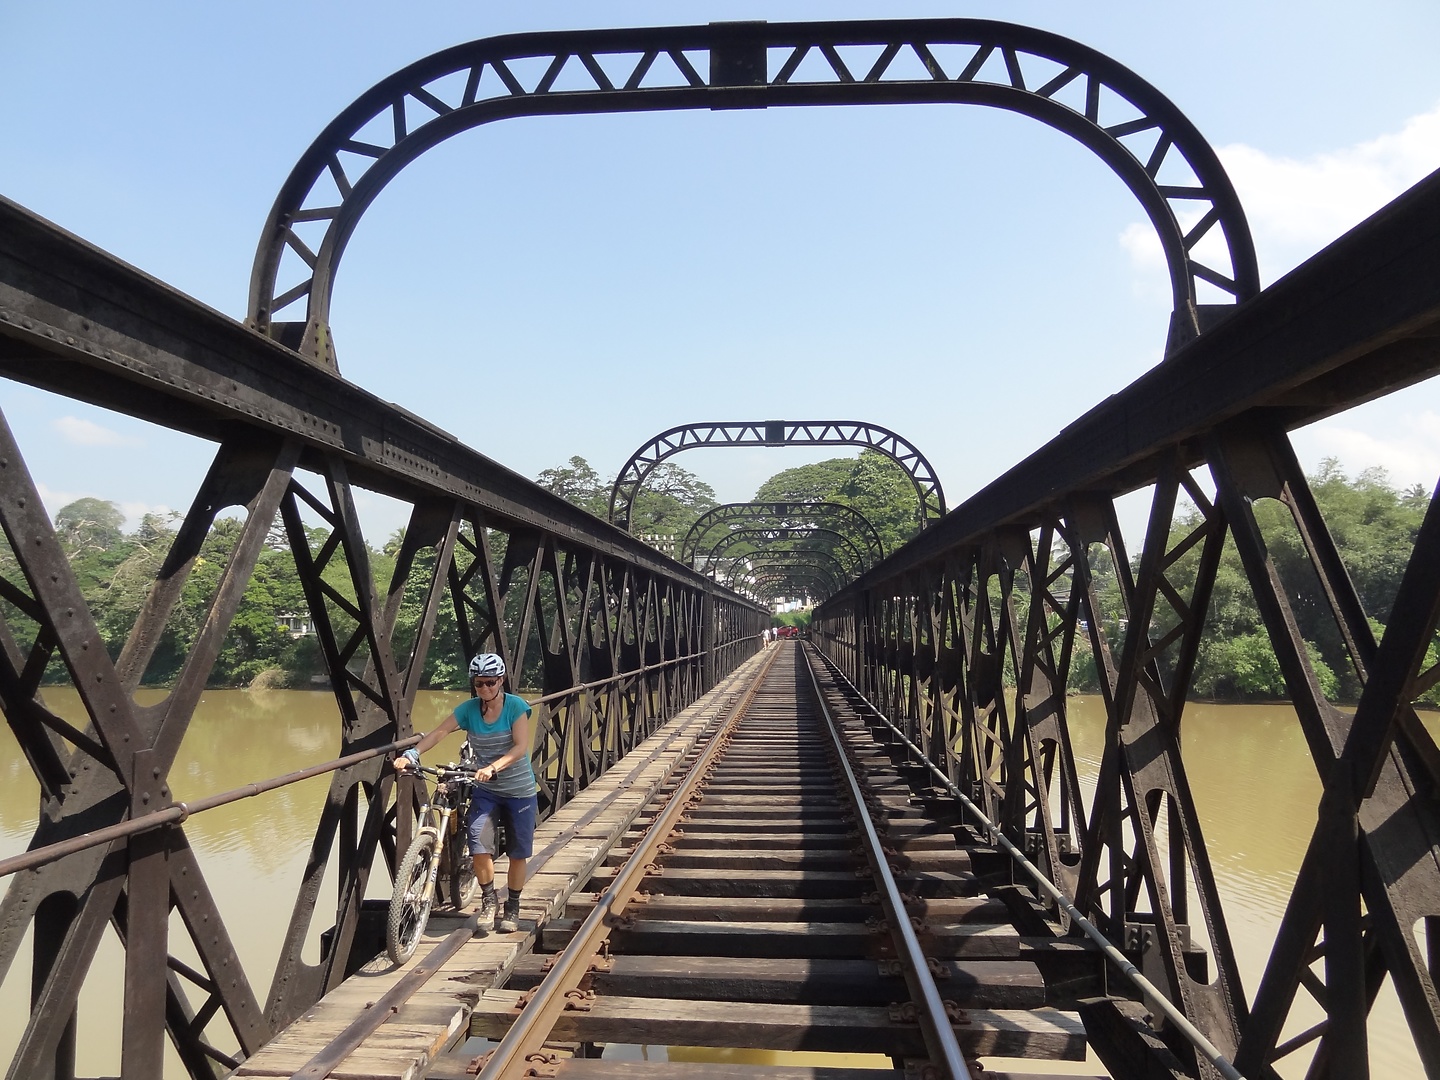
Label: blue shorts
xmin=466 ymin=790 xmax=538 ymax=859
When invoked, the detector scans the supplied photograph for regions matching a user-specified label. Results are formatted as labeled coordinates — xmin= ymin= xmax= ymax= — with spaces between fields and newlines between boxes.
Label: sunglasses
xmin=473 ymin=677 xmax=502 ymax=687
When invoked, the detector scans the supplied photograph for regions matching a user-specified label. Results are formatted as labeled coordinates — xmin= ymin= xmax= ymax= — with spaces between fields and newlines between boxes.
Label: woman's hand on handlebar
xmin=475 ymin=763 xmax=498 ymax=783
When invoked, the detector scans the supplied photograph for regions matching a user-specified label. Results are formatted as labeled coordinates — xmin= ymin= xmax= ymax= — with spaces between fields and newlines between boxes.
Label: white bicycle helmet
xmin=468 ymin=652 xmax=506 ymax=679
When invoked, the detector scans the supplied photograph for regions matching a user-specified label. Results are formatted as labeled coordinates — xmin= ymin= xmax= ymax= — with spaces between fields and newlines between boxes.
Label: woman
xmin=394 ymin=652 xmax=536 ymax=934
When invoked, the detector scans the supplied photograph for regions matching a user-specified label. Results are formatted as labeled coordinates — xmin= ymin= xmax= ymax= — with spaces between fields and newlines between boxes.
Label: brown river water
xmin=0 ymin=690 xmax=1432 ymax=1078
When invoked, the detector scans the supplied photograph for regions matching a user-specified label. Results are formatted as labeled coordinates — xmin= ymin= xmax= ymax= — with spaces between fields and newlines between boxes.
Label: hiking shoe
xmin=497 ymin=901 xmax=521 ymax=934
xmin=476 ymin=892 xmax=497 ymax=936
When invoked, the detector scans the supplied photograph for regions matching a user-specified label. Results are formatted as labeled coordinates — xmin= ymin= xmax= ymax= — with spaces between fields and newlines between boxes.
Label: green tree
xmin=535 ymin=456 xmax=608 ymax=517
xmin=836 ymin=450 xmax=924 ymax=555
xmin=629 ymin=463 xmax=717 ymax=537
xmin=54 ymin=497 xmax=124 ymax=555
xmin=744 ymin=451 xmax=923 ymax=586
xmin=1173 ymin=461 xmax=1424 ymax=702
xmin=755 ymin=458 xmax=858 ymax=505
xmin=538 ymin=456 xmax=719 ymax=540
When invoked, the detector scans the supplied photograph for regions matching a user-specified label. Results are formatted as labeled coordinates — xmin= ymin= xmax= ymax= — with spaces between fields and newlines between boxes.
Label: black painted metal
xmin=0 ymin=195 xmax=765 ymax=1078
xmin=248 ymin=19 xmax=1258 ymax=370
xmin=696 ymin=526 xmax=871 ymax=580
xmin=681 ymin=501 xmax=886 ymax=568
xmin=812 ymin=168 xmax=1440 ymax=1076
xmin=2 ymin=14 xmax=1437 ymax=1077
xmin=608 ymin=420 xmax=946 ymax=534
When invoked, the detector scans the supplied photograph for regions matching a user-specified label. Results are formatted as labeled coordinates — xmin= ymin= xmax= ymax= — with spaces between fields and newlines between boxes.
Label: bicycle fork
xmin=417 ymin=804 xmax=458 ymax=908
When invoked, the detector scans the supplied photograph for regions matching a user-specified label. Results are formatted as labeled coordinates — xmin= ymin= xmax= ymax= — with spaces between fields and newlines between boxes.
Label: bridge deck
xmin=231 ymin=672 xmax=749 ymax=1080
xmin=231 ymin=646 xmax=1111 ymax=1080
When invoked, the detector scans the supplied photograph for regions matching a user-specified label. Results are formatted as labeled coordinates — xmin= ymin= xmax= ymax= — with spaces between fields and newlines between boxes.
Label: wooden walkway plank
xmin=469 ymin=989 xmax=1088 ymax=1060
xmin=504 ymin=954 xmax=1049 ymax=1009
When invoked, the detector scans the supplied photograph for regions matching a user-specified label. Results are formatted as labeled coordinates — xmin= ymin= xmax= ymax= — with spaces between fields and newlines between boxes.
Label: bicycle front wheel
xmin=386 ymin=831 xmax=438 ymax=965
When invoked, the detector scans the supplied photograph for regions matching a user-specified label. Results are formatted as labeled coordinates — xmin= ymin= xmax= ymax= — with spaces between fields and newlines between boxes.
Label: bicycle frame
xmin=387 ymin=761 xmax=476 ymax=964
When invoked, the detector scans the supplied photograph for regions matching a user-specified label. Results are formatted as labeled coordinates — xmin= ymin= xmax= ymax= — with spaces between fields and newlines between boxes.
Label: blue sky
xmin=3 ymin=1 xmax=1439 ymax=548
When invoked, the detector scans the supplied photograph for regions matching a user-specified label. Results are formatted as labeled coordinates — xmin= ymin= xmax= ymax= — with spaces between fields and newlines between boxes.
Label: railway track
xmin=441 ymin=643 xmax=1098 ymax=1080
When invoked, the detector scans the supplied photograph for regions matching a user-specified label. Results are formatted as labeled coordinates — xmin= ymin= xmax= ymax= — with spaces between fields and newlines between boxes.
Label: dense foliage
xmin=10 ymin=458 xmax=1428 ymax=703
xmin=534 ymin=456 xmax=718 ymax=537
xmin=1065 ymin=462 xmax=1437 ymax=704
xmin=1 ymin=504 xmax=468 ymax=690
xmin=752 ymin=450 xmax=924 ymax=557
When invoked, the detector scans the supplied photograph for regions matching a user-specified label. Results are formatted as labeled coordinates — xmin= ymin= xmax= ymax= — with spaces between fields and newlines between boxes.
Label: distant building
xmin=277 ymin=612 xmax=315 ymax=637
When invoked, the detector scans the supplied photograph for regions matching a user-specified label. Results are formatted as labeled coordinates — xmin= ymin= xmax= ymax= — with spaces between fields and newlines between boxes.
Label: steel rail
xmin=289 ymin=665 xmax=762 ymax=1080
xmin=476 ymin=643 xmax=786 ymax=1080
xmin=809 ymin=645 xmax=1248 ymax=1080
xmin=798 ymin=646 xmax=973 ymax=1080
xmin=0 ymin=734 xmax=421 ymax=880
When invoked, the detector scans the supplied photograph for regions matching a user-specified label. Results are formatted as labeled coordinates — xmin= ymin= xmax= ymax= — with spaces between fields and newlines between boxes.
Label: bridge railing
xmin=813 ymin=169 xmax=1440 ymax=1077
xmin=0 ymin=195 xmax=765 ymax=1076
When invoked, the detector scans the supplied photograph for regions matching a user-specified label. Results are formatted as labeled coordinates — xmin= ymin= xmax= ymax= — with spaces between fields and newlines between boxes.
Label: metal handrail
xmin=0 ymin=735 xmax=419 ymax=880
xmin=1 ymin=643 xmax=766 ymax=881
xmin=810 ymin=646 xmax=1248 ymax=1080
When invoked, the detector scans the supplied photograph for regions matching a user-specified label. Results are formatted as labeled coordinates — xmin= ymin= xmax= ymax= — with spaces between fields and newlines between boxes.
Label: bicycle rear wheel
xmin=386 ymin=831 xmax=437 ymax=965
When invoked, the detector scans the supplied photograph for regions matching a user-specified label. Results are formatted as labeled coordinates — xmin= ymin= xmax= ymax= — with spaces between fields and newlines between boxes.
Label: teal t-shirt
xmin=454 ymin=693 xmax=537 ymax=797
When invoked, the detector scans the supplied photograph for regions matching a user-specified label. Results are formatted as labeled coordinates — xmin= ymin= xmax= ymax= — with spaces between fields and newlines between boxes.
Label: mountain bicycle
xmin=386 ymin=756 xmax=478 ymax=964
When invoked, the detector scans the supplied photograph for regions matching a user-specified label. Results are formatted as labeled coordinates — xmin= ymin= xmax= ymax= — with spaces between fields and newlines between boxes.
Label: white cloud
xmin=118 ymin=501 xmax=178 ymax=528
xmin=1304 ymin=410 xmax=1440 ymax=493
xmin=1220 ymin=103 xmax=1440 ymax=282
xmin=1118 ymin=221 xmax=1169 ymax=304
xmin=1120 ymin=102 xmax=1440 ymax=291
xmin=53 ymin=415 xmax=142 ymax=447
xmin=35 ymin=481 xmax=84 ymax=519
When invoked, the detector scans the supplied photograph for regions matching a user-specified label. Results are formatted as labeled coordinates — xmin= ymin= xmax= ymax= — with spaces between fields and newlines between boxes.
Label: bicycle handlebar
xmin=405 ymin=761 xmax=476 ymax=784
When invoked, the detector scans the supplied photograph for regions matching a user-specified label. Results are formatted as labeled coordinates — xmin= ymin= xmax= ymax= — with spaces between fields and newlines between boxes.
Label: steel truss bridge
xmin=1 ymin=16 xmax=1438 ymax=1080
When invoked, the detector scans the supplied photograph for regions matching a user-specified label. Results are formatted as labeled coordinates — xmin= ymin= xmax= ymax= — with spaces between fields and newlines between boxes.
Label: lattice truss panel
xmin=812 ymin=427 xmax=1440 ymax=1077
xmin=251 ymin=19 xmax=1258 ymax=370
xmin=0 ymin=406 xmax=762 ymax=1077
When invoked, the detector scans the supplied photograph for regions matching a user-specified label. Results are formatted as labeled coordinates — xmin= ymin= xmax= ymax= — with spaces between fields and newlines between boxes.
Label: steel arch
xmin=696 ymin=526 xmax=870 ymax=578
xmin=681 ymin=501 xmax=886 ymax=566
xmin=740 ymin=566 xmax=837 ymax=603
xmin=608 ymin=421 xmax=946 ymax=533
xmin=250 ymin=19 xmax=1258 ymax=369
xmin=724 ymin=550 xmax=847 ymax=595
